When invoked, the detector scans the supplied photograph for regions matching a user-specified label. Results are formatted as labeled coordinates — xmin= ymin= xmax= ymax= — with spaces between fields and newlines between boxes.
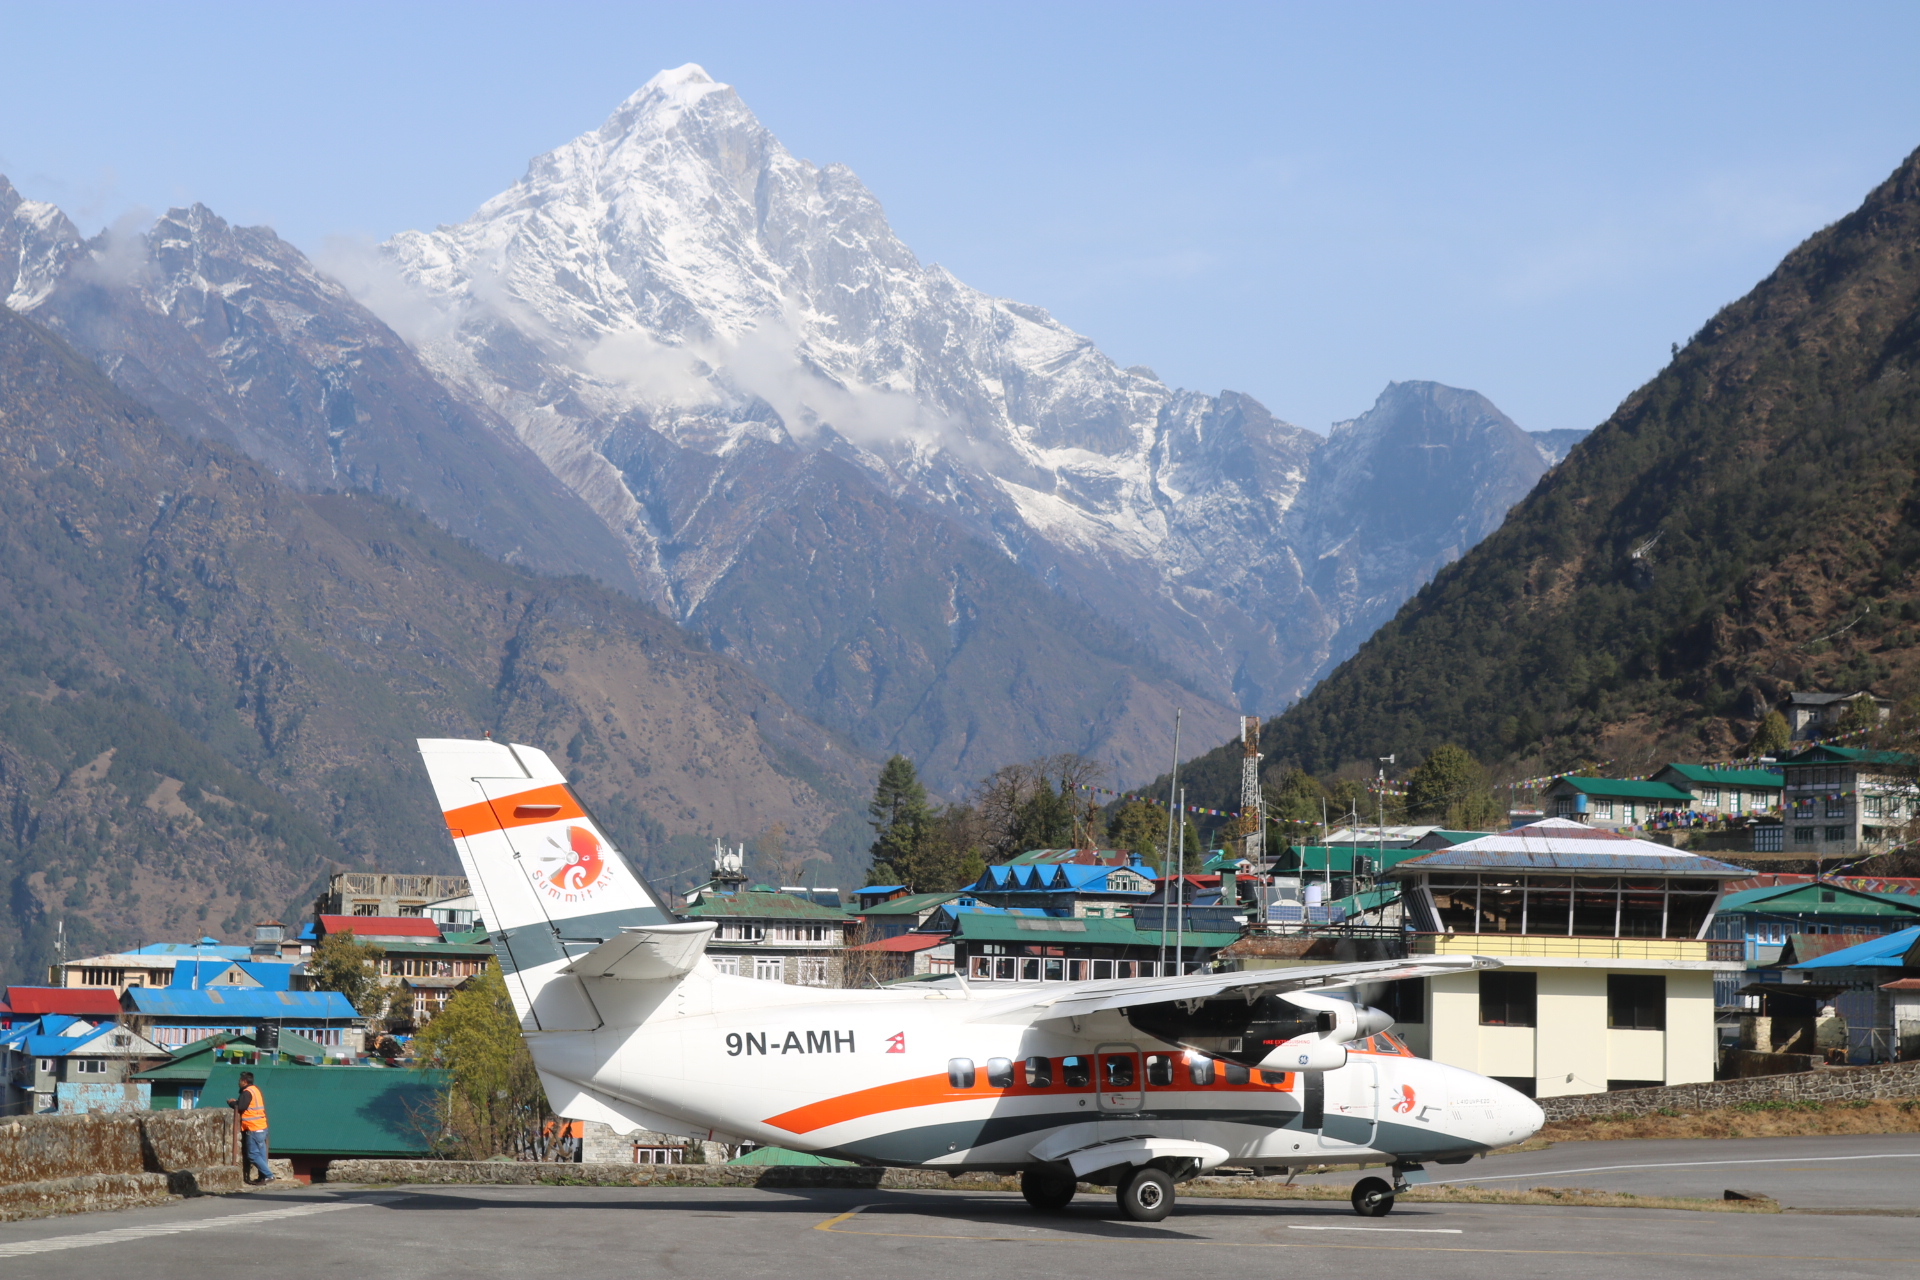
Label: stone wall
xmin=0 ymin=1109 xmax=241 ymax=1221
xmin=1540 ymin=1059 xmax=1920 ymax=1121
xmin=327 ymin=1160 xmax=1009 ymax=1190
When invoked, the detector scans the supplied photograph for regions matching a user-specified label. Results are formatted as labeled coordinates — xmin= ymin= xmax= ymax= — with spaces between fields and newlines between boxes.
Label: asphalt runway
xmin=3 ymin=1169 xmax=1916 ymax=1280
xmin=1288 ymin=1132 xmax=1920 ymax=1210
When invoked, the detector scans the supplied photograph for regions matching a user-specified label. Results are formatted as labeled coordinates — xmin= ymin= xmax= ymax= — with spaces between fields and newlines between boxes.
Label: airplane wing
xmin=967 ymin=953 xmax=1501 ymax=1023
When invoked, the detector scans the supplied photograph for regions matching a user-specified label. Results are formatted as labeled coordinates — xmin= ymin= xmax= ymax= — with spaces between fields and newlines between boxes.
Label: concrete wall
xmin=0 ymin=1109 xmax=240 ymax=1221
xmin=1421 ymin=966 xmax=1719 ymax=1096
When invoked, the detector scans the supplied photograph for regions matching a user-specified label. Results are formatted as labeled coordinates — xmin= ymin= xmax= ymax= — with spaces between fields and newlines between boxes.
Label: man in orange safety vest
xmin=228 ymin=1071 xmax=276 ymax=1183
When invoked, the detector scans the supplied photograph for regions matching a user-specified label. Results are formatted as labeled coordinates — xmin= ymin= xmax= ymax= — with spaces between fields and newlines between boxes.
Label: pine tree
xmin=866 ymin=755 xmax=932 ymax=887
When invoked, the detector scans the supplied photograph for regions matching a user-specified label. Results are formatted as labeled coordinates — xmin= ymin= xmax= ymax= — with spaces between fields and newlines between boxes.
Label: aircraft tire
xmin=1351 ymin=1176 xmax=1395 ymax=1217
xmin=1116 ymin=1167 xmax=1175 ymax=1223
xmin=1021 ymin=1166 xmax=1077 ymax=1211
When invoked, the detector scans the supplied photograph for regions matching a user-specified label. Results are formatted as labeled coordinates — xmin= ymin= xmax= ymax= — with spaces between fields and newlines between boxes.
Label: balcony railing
xmin=1411 ymin=933 xmax=1736 ymax=962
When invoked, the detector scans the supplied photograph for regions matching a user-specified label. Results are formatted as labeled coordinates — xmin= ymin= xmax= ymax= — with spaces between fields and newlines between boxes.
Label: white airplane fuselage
xmin=531 ymin=969 xmax=1543 ymax=1170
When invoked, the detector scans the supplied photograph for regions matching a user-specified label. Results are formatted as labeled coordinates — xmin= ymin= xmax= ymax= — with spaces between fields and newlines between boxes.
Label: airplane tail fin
xmin=417 ymin=738 xmax=675 ymax=1030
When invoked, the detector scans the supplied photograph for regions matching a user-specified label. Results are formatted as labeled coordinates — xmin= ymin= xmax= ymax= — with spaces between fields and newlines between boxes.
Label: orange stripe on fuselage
xmin=442 ymin=783 xmax=586 ymax=839
xmin=765 ymin=1061 xmax=1300 ymax=1136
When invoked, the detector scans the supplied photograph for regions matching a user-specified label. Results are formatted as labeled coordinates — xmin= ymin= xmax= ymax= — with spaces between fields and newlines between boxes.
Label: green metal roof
xmin=375 ymin=941 xmax=496 ymax=957
xmin=850 ymin=891 xmax=961 ymax=916
xmin=132 ymin=1029 xmax=339 ymax=1081
xmin=1717 ymin=883 xmax=1920 ymax=917
xmin=1656 ymin=764 xmax=1785 ymax=788
xmin=728 ymin=1145 xmax=854 ymax=1166
xmin=1784 ymin=745 xmax=1919 ymax=767
xmin=1274 ymin=845 xmax=1431 ymax=873
xmin=1550 ymin=777 xmax=1693 ymax=802
xmin=200 ymin=1063 xmax=449 ymax=1157
xmin=1327 ymin=886 xmax=1401 ymax=916
xmin=948 ymin=913 xmax=1237 ymax=949
xmin=683 ymin=890 xmax=850 ymax=920
xmin=441 ymin=929 xmax=490 ymax=944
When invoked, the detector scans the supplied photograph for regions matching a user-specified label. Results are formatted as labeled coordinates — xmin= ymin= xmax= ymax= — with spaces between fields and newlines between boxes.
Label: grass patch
xmin=1540 ymin=1096 xmax=1920 ymax=1143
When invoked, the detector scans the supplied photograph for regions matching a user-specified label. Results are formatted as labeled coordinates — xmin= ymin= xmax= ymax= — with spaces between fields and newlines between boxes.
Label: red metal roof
xmin=317 ymin=915 xmax=442 ymax=938
xmin=845 ymin=933 xmax=948 ymax=953
xmin=5 ymin=986 xmax=122 ymax=1016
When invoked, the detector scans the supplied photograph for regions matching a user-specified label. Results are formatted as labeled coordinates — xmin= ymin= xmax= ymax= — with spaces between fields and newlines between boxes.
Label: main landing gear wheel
xmin=1351 ymin=1176 xmax=1395 ymax=1217
xmin=1022 ymin=1166 xmax=1077 ymax=1211
xmin=1116 ymin=1166 xmax=1174 ymax=1223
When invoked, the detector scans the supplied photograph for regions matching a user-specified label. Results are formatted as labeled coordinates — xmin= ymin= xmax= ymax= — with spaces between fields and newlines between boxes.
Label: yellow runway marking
xmin=808 ymin=1199 xmax=1902 ymax=1261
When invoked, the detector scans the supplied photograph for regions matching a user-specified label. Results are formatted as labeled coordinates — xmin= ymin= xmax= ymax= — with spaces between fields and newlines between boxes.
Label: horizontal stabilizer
xmin=562 ymin=922 xmax=717 ymax=981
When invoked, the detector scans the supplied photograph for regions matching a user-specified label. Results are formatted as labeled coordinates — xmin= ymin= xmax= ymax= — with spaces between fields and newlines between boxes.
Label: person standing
xmin=228 ymin=1071 xmax=275 ymax=1183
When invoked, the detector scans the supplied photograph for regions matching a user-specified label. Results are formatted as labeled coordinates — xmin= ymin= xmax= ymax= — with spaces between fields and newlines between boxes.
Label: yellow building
xmin=1382 ymin=819 xmax=1747 ymax=1098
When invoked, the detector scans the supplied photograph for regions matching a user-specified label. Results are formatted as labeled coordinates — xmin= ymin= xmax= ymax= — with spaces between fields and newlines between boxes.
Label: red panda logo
xmin=535 ymin=825 xmax=612 ymax=901
xmin=1391 ymin=1085 xmax=1417 ymax=1114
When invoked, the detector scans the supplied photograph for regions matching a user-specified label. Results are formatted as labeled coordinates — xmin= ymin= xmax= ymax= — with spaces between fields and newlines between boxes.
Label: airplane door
xmin=1097 ymin=1045 xmax=1143 ymax=1113
xmin=1319 ymin=1059 xmax=1379 ymax=1149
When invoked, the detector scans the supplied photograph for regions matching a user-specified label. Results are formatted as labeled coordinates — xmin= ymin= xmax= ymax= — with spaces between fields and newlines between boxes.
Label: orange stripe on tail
xmin=442 ymin=783 xmax=586 ymax=839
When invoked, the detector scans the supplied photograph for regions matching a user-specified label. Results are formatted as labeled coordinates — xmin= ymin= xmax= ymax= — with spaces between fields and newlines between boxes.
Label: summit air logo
xmin=532 ymin=825 xmax=614 ymax=903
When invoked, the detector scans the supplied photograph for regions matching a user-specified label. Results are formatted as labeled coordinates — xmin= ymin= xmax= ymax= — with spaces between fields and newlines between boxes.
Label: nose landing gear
xmin=1351 ymin=1162 xmax=1426 ymax=1216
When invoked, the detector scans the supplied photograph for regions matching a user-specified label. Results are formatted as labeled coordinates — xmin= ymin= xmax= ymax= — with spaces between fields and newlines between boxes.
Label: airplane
xmin=421 ymin=737 xmax=1546 ymax=1222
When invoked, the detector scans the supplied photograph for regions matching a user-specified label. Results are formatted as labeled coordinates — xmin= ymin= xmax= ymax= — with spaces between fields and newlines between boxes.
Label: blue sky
xmin=3 ymin=1 xmax=1918 ymax=435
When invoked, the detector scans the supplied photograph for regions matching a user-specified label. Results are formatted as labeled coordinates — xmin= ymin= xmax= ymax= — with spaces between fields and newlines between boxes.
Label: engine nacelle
xmin=1257 ymin=1037 xmax=1348 ymax=1073
xmin=1125 ymin=989 xmax=1396 ymax=1071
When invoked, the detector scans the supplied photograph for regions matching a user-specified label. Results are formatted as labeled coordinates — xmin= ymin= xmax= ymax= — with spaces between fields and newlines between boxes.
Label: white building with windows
xmin=1778 ymin=745 xmax=1916 ymax=856
xmin=683 ymin=844 xmax=851 ymax=987
xmin=1382 ymin=819 xmax=1748 ymax=1099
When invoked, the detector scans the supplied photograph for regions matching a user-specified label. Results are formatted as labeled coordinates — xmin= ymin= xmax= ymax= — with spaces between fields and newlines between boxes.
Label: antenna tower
xmin=1240 ymin=716 xmax=1265 ymax=864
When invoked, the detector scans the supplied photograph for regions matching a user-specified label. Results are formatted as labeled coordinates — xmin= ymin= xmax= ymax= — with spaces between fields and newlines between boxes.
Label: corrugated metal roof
xmin=844 ymin=933 xmax=949 ymax=953
xmin=1383 ymin=819 xmax=1749 ymax=877
xmin=1549 ymin=777 xmax=1694 ymax=802
xmin=1275 ymin=845 xmax=1431 ymax=873
xmin=1783 ymin=745 xmax=1918 ymax=767
xmin=948 ymin=913 xmax=1237 ymax=948
xmin=971 ymin=863 xmax=1155 ymax=893
xmin=1717 ymin=883 xmax=1920 ymax=915
xmin=682 ymin=890 xmax=850 ymax=920
xmin=4 ymin=987 xmax=122 ymax=1016
xmin=850 ymin=891 xmax=961 ymax=916
xmin=126 ymin=987 xmax=360 ymax=1020
xmin=374 ymin=941 xmax=496 ymax=957
xmin=1789 ymin=926 xmax=1920 ymax=969
xmin=169 ymin=960 xmax=300 ymax=991
xmin=1656 ymin=764 xmax=1784 ymax=788
xmin=317 ymin=915 xmax=442 ymax=938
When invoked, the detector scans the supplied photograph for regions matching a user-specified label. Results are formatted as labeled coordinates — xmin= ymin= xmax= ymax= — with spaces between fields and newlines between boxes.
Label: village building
xmin=1787 ymin=926 xmax=1920 ymax=1063
xmin=684 ymin=844 xmax=851 ymax=986
xmin=313 ymin=870 xmax=471 ymax=919
xmin=964 ymin=854 xmax=1156 ymax=918
xmin=1778 ymin=744 xmax=1917 ymax=856
xmin=122 ymin=985 xmax=365 ymax=1051
xmin=1782 ymin=690 xmax=1892 ymax=741
xmin=1542 ymin=776 xmax=1693 ymax=829
xmin=0 ymin=1015 xmax=166 ymax=1114
xmin=1382 ymin=818 xmax=1747 ymax=1099
xmin=1647 ymin=764 xmax=1784 ymax=816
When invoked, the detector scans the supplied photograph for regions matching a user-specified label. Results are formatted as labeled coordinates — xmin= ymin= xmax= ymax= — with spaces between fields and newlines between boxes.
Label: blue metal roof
xmin=970 ymin=862 xmax=1156 ymax=894
xmin=169 ymin=960 xmax=299 ymax=991
xmin=23 ymin=1026 xmax=114 ymax=1057
xmin=1789 ymin=925 xmax=1920 ymax=969
xmin=125 ymin=987 xmax=359 ymax=1020
xmin=131 ymin=940 xmax=250 ymax=958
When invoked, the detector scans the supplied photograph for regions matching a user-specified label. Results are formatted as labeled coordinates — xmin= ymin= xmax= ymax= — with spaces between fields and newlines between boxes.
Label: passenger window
xmin=1021 ymin=958 xmax=1040 ymax=981
xmin=1187 ymin=1055 xmax=1215 ymax=1086
xmin=1025 ymin=1056 xmax=1053 ymax=1088
xmin=948 ymin=1058 xmax=976 ymax=1088
xmin=1224 ymin=1062 xmax=1250 ymax=1085
xmin=1092 ymin=959 xmax=1113 ymax=979
xmin=1103 ymin=1055 xmax=1135 ymax=1088
xmin=1062 ymin=1055 xmax=1091 ymax=1088
xmin=1145 ymin=1054 xmax=1174 ymax=1087
xmin=1044 ymin=957 xmax=1065 ymax=982
xmin=986 ymin=1057 xmax=1014 ymax=1088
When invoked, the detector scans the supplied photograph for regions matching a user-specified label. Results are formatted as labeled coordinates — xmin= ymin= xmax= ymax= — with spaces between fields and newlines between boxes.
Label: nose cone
xmin=1355 ymin=1004 xmax=1394 ymax=1038
xmin=1498 ymin=1082 xmax=1545 ymax=1142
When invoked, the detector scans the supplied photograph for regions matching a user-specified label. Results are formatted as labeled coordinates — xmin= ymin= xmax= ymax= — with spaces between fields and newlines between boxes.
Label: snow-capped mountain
xmin=371 ymin=66 xmax=1548 ymax=781
xmin=0 ymin=177 xmax=641 ymax=592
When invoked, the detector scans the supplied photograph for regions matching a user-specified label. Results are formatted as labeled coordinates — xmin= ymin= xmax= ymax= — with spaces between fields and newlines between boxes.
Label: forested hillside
xmin=0 ymin=305 xmax=874 ymax=985
xmin=1172 ymin=144 xmax=1920 ymax=804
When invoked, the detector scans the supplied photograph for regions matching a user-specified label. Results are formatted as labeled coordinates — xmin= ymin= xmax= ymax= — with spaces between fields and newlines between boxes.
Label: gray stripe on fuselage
xmin=490 ymin=907 xmax=668 ymax=973
xmin=813 ymin=1107 xmax=1483 ymax=1168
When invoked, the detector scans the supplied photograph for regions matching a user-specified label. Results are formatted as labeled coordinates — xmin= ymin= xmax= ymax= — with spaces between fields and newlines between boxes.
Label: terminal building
xmin=1383 ymin=819 xmax=1748 ymax=1098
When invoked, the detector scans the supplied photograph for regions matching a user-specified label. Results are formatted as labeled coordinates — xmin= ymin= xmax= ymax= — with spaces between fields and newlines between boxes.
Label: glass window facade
xmin=1421 ymin=873 xmax=1718 ymax=938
